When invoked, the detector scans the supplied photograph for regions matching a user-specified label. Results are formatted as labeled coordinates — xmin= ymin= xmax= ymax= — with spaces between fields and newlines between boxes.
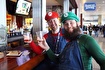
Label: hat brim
xmin=61 ymin=17 xmax=79 ymax=24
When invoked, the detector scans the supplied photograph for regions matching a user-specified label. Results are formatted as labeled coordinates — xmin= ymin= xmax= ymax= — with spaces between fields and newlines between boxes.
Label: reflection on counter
xmin=0 ymin=57 xmax=7 ymax=70
xmin=16 ymin=50 xmax=30 ymax=66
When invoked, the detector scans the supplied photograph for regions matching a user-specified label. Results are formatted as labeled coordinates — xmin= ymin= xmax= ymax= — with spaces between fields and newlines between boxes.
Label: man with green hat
xmin=61 ymin=12 xmax=79 ymax=23
xmin=36 ymin=12 xmax=105 ymax=70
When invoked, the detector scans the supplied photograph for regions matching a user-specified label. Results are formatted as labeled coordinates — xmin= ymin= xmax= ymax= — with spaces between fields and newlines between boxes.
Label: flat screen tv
xmin=6 ymin=0 xmax=17 ymax=15
xmin=15 ymin=0 xmax=31 ymax=15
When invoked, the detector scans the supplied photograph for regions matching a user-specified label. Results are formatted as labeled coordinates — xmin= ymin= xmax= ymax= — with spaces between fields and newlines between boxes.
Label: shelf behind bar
xmin=7 ymin=36 xmax=24 ymax=43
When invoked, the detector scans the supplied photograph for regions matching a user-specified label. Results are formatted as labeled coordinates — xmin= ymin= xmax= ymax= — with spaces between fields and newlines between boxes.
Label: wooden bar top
xmin=0 ymin=54 xmax=45 ymax=70
xmin=0 ymin=45 xmax=45 ymax=70
xmin=14 ymin=54 xmax=45 ymax=70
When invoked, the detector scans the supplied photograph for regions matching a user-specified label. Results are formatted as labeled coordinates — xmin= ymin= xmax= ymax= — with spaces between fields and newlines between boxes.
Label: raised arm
xmin=29 ymin=41 xmax=44 ymax=55
xmin=24 ymin=34 xmax=43 ymax=55
xmin=37 ymin=37 xmax=59 ymax=63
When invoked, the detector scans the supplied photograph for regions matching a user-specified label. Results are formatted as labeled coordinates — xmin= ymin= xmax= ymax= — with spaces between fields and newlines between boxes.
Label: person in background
xmin=102 ymin=24 xmax=105 ymax=38
xmin=37 ymin=12 xmax=105 ymax=70
xmin=93 ymin=25 xmax=100 ymax=37
xmin=30 ymin=26 xmax=33 ymax=38
xmin=88 ymin=23 xmax=93 ymax=36
xmin=24 ymin=11 xmax=68 ymax=70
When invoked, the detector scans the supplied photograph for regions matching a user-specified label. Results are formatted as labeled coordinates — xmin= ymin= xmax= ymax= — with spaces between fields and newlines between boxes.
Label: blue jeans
xmin=94 ymin=31 xmax=99 ymax=37
xmin=103 ymin=31 xmax=105 ymax=37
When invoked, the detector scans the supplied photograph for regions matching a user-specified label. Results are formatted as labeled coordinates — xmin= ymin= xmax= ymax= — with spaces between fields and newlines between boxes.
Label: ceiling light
xmin=102 ymin=1 xmax=105 ymax=3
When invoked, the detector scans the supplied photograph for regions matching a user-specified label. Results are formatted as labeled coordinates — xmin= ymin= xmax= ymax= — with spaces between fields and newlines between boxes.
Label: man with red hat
xmin=24 ymin=11 xmax=68 ymax=70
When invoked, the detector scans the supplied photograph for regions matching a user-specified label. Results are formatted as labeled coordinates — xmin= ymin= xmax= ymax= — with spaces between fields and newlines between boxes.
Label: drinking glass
xmin=36 ymin=31 xmax=43 ymax=39
xmin=23 ymin=32 xmax=30 ymax=41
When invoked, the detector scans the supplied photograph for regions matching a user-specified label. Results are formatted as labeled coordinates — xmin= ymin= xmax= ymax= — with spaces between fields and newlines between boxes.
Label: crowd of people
xmin=83 ymin=23 xmax=105 ymax=37
xmin=24 ymin=11 xmax=105 ymax=70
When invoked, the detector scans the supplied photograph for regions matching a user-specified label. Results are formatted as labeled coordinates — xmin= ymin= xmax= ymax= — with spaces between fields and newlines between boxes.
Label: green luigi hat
xmin=61 ymin=12 xmax=79 ymax=24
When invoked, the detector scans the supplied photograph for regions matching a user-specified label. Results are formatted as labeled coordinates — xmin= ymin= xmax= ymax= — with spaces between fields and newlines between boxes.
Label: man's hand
xmin=37 ymin=37 xmax=50 ymax=51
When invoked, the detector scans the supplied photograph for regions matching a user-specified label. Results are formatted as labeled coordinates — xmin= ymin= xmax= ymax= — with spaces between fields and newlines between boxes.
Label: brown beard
xmin=63 ymin=26 xmax=81 ymax=41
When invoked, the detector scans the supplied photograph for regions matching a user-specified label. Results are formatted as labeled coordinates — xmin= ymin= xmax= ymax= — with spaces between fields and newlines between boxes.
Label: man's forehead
xmin=64 ymin=20 xmax=75 ymax=22
xmin=48 ymin=18 xmax=57 ymax=22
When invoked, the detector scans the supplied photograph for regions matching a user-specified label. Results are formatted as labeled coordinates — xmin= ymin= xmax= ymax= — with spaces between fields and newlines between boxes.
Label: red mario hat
xmin=45 ymin=11 xmax=59 ymax=21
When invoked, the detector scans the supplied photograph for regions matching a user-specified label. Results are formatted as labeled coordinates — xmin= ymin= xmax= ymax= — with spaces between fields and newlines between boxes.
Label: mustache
xmin=63 ymin=26 xmax=81 ymax=40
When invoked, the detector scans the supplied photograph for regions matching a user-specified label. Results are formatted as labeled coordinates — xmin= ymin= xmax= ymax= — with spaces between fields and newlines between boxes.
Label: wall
xmin=0 ymin=0 xmax=6 ymax=27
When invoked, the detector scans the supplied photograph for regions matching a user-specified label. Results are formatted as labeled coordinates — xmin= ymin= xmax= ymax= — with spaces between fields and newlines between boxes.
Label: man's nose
xmin=51 ymin=20 xmax=55 ymax=25
xmin=67 ymin=23 xmax=72 ymax=27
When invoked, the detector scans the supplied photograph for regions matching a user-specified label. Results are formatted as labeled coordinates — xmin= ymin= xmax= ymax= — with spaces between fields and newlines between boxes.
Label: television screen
xmin=15 ymin=0 xmax=31 ymax=15
xmin=6 ymin=0 xmax=17 ymax=15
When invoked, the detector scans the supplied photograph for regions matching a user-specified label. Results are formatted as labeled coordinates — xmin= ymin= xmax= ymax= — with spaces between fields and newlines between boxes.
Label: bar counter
xmin=0 ymin=53 xmax=45 ymax=70
xmin=0 ymin=44 xmax=45 ymax=70
xmin=14 ymin=54 xmax=45 ymax=70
